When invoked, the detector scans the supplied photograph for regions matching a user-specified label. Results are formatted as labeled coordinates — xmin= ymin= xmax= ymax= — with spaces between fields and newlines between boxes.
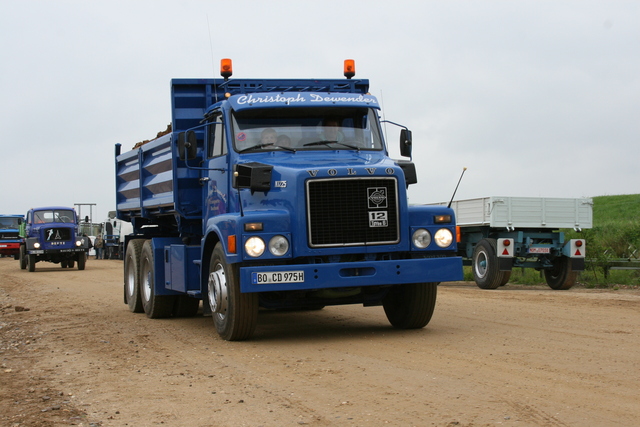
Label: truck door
xmin=204 ymin=112 xmax=229 ymax=219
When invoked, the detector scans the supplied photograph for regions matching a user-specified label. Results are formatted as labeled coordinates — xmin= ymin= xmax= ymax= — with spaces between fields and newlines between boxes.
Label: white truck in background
xmin=441 ymin=197 xmax=592 ymax=290
xmin=101 ymin=211 xmax=133 ymax=259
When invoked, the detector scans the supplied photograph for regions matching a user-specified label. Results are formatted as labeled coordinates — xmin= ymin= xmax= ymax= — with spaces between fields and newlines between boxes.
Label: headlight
xmin=269 ymin=235 xmax=289 ymax=256
xmin=412 ymin=229 xmax=431 ymax=249
xmin=33 ymin=242 xmax=41 ymax=249
xmin=434 ymin=228 xmax=454 ymax=248
xmin=76 ymin=239 xmax=83 ymax=247
xmin=245 ymin=236 xmax=265 ymax=257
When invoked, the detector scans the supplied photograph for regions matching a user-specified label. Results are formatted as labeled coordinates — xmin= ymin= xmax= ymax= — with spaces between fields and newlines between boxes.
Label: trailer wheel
xmin=27 ymin=254 xmax=36 ymax=272
xmin=208 ymin=243 xmax=258 ymax=341
xmin=124 ymin=239 xmax=145 ymax=313
xmin=77 ymin=254 xmax=86 ymax=271
xmin=499 ymin=271 xmax=511 ymax=286
xmin=544 ymin=257 xmax=577 ymax=290
xmin=140 ymin=240 xmax=175 ymax=318
xmin=472 ymin=239 xmax=507 ymax=289
xmin=382 ymin=282 xmax=438 ymax=329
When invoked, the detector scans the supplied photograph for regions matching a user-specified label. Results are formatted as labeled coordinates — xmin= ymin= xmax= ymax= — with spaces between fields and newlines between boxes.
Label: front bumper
xmin=239 ymin=256 xmax=463 ymax=293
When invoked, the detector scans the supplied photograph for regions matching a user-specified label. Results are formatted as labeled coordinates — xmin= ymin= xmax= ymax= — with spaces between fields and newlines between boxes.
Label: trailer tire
xmin=208 ymin=243 xmax=258 ymax=341
xmin=19 ymin=246 xmax=27 ymax=270
xmin=472 ymin=239 xmax=507 ymax=289
xmin=140 ymin=240 xmax=175 ymax=318
xmin=77 ymin=254 xmax=86 ymax=271
xmin=124 ymin=239 xmax=145 ymax=313
xmin=544 ymin=257 xmax=577 ymax=290
xmin=382 ymin=282 xmax=437 ymax=329
xmin=27 ymin=254 xmax=36 ymax=272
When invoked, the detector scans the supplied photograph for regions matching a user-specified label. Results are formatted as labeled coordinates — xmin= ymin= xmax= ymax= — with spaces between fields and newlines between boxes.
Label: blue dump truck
xmin=116 ymin=59 xmax=463 ymax=340
xmin=0 ymin=214 xmax=24 ymax=260
xmin=19 ymin=206 xmax=91 ymax=271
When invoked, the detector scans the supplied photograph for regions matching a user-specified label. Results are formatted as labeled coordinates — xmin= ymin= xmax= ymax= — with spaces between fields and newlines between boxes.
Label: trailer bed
xmin=444 ymin=197 xmax=593 ymax=230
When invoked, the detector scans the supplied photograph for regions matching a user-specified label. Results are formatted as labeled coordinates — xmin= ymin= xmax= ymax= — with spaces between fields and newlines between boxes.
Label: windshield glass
xmin=0 ymin=218 xmax=20 ymax=229
xmin=231 ymin=107 xmax=384 ymax=152
xmin=33 ymin=210 xmax=75 ymax=224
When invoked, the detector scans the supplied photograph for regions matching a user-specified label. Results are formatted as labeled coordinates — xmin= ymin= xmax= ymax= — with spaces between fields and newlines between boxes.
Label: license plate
xmin=252 ymin=271 xmax=304 ymax=284
xmin=529 ymin=247 xmax=551 ymax=254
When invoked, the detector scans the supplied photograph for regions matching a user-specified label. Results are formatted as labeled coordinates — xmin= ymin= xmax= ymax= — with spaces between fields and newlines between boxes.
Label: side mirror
xmin=400 ymin=129 xmax=412 ymax=158
xmin=178 ymin=131 xmax=198 ymax=160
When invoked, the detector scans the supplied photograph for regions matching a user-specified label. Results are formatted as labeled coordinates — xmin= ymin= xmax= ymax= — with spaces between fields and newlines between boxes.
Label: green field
xmin=464 ymin=194 xmax=640 ymax=288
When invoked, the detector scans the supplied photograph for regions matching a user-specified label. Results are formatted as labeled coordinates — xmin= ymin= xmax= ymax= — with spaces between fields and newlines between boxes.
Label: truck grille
xmin=306 ymin=177 xmax=399 ymax=247
xmin=43 ymin=228 xmax=72 ymax=242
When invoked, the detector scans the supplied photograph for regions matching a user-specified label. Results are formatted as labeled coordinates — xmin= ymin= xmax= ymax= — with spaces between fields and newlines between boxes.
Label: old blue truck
xmin=116 ymin=59 xmax=463 ymax=340
xmin=0 ymin=214 xmax=23 ymax=260
xmin=19 ymin=206 xmax=90 ymax=271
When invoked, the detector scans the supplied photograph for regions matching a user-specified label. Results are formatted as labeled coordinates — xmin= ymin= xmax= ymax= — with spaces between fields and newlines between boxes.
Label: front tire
xmin=77 ymin=254 xmax=86 ymax=270
xmin=19 ymin=246 xmax=27 ymax=270
xmin=140 ymin=240 xmax=175 ymax=318
xmin=383 ymin=282 xmax=438 ymax=329
xmin=544 ymin=257 xmax=577 ymax=290
xmin=208 ymin=243 xmax=258 ymax=341
xmin=124 ymin=239 xmax=145 ymax=313
xmin=27 ymin=254 xmax=36 ymax=272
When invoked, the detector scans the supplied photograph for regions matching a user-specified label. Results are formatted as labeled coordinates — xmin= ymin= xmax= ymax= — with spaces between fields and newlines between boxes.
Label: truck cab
xmin=0 ymin=214 xmax=23 ymax=260
xmin=20 ymin=206 xmax=90 ymax=271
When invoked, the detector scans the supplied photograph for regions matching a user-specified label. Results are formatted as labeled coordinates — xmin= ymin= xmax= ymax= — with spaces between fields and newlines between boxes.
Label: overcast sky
xmin=1 ymin=0 xmax=638 ymax=222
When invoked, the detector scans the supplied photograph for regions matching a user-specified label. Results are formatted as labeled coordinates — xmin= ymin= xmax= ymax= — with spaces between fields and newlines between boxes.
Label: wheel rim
xmin=142 ymin=258 xmax=152 ymax=302
xmin=475 ymin=250 xmax=488 ymax=279
xmin=126 ymin=261 xmax=135 ymax=297
xmin=208 ymin=263 xmax=228 ymax=317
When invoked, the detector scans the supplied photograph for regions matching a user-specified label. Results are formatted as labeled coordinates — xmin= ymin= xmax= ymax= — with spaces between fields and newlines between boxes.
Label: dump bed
xmin=115 ymin=77 xmax=372 ymax=222
xmin=446 ymin=197 xmax=593 ymax=230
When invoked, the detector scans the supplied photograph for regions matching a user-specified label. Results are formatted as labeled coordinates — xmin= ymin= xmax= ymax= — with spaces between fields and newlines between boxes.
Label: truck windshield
xmin=33 ymin=210 xmax=75 ymax=224
xmin=231 ymin=107 xmax=384 ymax=152
xmin=0 ymin=218 xmax=20 ymax=229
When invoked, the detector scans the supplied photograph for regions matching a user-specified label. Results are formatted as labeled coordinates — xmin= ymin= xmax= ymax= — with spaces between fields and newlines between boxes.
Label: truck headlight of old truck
xmin=245 ymin=237 xmax=266 ymax=257
xmin=268 ymin=235 xmax=289 ymax=256
xmin=33 ymin=242 xmax=41 ymax=249
xmin=434 ymin=229 xmax=454 ymax=248
xmin=412 ymin=229 xmax=432 ymax=249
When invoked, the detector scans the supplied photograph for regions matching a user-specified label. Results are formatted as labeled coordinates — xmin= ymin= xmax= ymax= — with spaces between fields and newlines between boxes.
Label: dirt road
xmin=1 ymin=257 xmax=639 ymax=427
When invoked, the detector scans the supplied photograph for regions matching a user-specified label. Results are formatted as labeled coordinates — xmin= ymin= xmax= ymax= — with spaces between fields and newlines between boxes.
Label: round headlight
xmin=244 ymin=236 xmax=265 ymax=257
xmin=412 ymin=229 xmax=431 ymax=249
xmin=76 ymin=239 xmax=83 ymax=247
xmin=269 ymin=235 xmax=289 ymax=256
xmin=33 ymin=242 xmax=41 ymax=249
xmin=434 ymin=228 xmax=454 ymax=248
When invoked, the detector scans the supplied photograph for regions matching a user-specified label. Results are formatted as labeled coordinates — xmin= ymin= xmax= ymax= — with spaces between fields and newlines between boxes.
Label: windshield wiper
xmin=303 ymin=140 xmax=360 ymax=151
xmin=239 ymin=143 xmax=275 ymax=153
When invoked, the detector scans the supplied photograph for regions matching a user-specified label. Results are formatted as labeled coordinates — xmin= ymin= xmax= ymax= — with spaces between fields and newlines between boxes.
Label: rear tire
xmin=124 ymin=239 xmax=145 ymax=313
xmin=140 ymin=240 xmax=175 ymax=318
xmin=208 ymin=243 xmax=258 ymax=341
xmin=544 ymin=257 xmax=577 ymax=290
xmin=383 ymin=282 xmax=438 ymax=329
